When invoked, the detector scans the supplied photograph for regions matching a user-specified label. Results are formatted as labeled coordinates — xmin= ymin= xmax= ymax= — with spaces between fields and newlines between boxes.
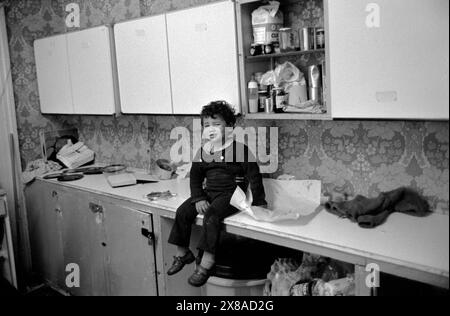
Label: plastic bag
xmin=252 ymin=1 xmax=284 ymax=44
xmin=260 ymin=62 xmax=303 ymax=88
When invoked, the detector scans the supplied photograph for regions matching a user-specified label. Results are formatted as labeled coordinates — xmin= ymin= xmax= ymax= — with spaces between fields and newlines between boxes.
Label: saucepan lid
xmin=43 ymin=173 xmax=64 ymax=180
xmin=57 ymin=174 xmax=84 ymax=182
xmin=103 ymin=164 xmax=127 ymax=174
xmin=64 ymin=166 xmax=105 ymax=175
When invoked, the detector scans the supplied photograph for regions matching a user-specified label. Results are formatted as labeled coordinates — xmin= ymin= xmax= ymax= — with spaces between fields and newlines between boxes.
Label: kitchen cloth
xmin=324 ymin=187 xmax=431 ymax=228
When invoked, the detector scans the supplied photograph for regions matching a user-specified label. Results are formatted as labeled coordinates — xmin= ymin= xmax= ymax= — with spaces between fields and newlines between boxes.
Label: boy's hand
xmin=195 ymin=200 xmax=210 ymax=215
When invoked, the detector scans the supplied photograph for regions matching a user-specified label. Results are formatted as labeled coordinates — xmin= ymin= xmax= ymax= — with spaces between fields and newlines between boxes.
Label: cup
xmin=264 ymin=98 xmax=273 ymax=113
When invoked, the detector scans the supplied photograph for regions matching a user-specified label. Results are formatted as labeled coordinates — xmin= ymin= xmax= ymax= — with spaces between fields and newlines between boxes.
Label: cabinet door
xmin=114 ymin=15 xmax=173 ymax=114
xmin=34 ymin=35 xmax=74 ymax=114
xmin=60 ymin=192 xmax=94 ymax=295
xmin=166 ymin=1 xmax=240 ymax=114
xmin=66 ymin=26 xmax=118 ymax=115
xmin=327 ymin=0 xmax=449 ymax=119
xmin=25 ymin=184 xmax=65 ymax=288
xmin=102 ymin=202 xmax=157 ymax=296
xmin=61 ymin=194 xmax=109 ymax=296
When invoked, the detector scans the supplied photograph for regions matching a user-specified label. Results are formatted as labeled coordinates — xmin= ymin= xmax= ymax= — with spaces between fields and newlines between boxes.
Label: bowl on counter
xmin=155 ymin=159 xmax=174 ymax=180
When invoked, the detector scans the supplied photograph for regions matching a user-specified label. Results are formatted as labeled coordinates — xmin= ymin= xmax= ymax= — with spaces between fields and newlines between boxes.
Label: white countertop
xmin=37 ymin=173 xmax=449 ymax=287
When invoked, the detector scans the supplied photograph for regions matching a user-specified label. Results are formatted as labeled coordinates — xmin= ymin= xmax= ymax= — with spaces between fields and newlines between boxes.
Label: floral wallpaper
xmin=3 ymin=0 xmax=449 ymax=214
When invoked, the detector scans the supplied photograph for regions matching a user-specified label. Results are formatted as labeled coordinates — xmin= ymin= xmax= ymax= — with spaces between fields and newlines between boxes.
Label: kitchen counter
xmin=35 ymin=174 xmax=449 ymax=292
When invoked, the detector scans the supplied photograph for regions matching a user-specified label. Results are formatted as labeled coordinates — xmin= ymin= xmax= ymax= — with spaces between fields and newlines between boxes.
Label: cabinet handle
xmin=141 ymin=228 xmax=155 ymax=246
xmin=89 ymin=202 xmax=103 ymax=214
xmin=52 ymin=191 xmax=58 ymax=198
xmin=55 ymin=206 xmax=62 ymax=214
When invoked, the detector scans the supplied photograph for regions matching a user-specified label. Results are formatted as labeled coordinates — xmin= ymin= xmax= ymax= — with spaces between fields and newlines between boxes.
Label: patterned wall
xmin=4 ymin=0 xmax=449 ymax=213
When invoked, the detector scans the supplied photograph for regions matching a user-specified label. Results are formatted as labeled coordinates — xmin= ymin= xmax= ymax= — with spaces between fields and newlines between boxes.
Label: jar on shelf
xmin=262 ymin=43 xmax=274 ymax=55
xmin=250 ymin=43 xmax=263 ymax=56
xmin=315 ymin=28 xmax=325 ymax=49
xmin=279 ymin=28 xmax=299 ymax=52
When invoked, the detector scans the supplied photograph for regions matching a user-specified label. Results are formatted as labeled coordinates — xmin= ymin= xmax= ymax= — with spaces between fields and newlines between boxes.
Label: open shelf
xmin=245 ymin=49 xmax=325 ymax=61
xmin=237 ymin=0 xmax=330 ymax=121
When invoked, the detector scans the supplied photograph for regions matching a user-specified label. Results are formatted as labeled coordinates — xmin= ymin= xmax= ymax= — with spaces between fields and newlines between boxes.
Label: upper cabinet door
xmin=67 ymin=26 xmax=118 ymax=115
xmin=327 ymin=0 xmax=449 ymax=120
xmin=114 ymin=15 xmax=173 ymax=114
xmin=34 ymin=35 xmax=74 ymax=114
xmin=166 ymin=1 xmax=240 ymax=115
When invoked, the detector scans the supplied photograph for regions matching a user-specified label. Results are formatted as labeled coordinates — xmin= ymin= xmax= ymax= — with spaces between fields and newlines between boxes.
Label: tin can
xmin=300 ymin=27 xmax=315 ymax=51
xmin=264 ymin=98 xmax=273 ymax=113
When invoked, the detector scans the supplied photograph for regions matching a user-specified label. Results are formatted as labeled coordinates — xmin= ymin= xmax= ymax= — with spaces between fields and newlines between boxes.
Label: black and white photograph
xmin=0 ymin=0 xmax=448 ymax=301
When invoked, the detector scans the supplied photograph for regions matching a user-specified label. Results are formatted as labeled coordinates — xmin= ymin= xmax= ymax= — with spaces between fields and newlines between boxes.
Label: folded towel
xmin=325 ymin=187 xmax=431 ymax=228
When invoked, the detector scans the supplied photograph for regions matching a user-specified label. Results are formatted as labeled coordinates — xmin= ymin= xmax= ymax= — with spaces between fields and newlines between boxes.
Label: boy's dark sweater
xmin=190 ymin=141 xmax=267 ymax=206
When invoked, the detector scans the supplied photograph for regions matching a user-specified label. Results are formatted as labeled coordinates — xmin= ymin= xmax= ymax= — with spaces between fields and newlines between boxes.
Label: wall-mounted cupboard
xmin=114 ymin=0 xmax=240 ymax=115
xmin=327 ymin=0 xmax=449 ymax=120
xmin=33 ymin=0 xmax=448 ymax=120
xmin=114 ymin=14 xmax=173 ymax=114
xmin=34 ymin=26 xmax=120 ymax=115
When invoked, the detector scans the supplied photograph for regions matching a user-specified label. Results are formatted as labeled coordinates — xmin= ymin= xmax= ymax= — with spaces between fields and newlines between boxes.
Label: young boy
xmin=167 ymin=101 xmax=267 ymax=287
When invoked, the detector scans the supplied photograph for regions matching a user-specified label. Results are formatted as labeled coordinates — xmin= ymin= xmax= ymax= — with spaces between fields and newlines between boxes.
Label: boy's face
xmin=202 ymin=116 xmax=227 ymax=143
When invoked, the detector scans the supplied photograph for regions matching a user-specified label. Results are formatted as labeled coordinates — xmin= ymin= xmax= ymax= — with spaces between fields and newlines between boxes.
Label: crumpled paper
xmin=175 ymin=162 xmax=192 ymax=179
xmin=22 ymin=159 xmax=62 ymax=184
xmin=230 ymin=179 xmax=321 ymax=222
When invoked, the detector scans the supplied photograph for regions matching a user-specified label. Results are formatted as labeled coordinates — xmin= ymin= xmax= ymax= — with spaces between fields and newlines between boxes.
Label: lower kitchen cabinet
xmin=60 ymin=193 xmax=108 ymax=296
xmin=26 ymin=182 xmax=158 ymax=296
xmin=26 ymin=184 xmax=66 ymax=289
xmin=100 ymin=200 xmax=157 ymax=296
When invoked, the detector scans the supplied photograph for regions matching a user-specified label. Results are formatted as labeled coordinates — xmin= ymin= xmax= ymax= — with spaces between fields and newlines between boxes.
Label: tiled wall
xmin=4 ymin=0 xmax=449 ymax=213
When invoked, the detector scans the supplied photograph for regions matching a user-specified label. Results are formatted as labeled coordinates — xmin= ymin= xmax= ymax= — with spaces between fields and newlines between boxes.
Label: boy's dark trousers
xmin=168 ymin=190 xmax=239 ymax=254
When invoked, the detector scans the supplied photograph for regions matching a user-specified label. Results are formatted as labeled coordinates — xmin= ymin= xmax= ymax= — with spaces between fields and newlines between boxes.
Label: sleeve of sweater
xmin=190 ymin=152 xmax=207 ymax=204
xmin=242 ymin=145 xmax=267 ymax=207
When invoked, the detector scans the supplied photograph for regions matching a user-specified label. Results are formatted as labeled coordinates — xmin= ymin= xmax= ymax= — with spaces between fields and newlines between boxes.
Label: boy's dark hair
xmin=200 ymin=101 xmax=236 ymax=127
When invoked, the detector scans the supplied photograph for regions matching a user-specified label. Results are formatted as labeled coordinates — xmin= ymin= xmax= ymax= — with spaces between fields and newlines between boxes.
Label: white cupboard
xmin=114 ymin=1 xmax=240 ymax=115
xmin=34 ymin=26 xmax=119 ymax=115
xmin=327 ymin=0 xmax=449 ymax=120
xmin=66 ymin=26 xmax=119 ymax=115
xmin=166 ymin=1 xmax=240 ymax=114
xmin=34 ymin=35 xmax=74 ymax=114
xmin=114 ymin=15 xmax=173 ymax=114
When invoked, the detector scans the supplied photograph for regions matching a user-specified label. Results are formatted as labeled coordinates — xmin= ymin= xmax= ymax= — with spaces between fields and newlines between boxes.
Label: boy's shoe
xmin=188 ymin=265 xmax=214 ymax=287
xmin=167 ymin=250 xmax=195 ymax=276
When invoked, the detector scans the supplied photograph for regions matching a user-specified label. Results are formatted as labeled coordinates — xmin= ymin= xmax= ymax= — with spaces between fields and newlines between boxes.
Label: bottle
xmin=248 ymin=76 xmax=259 ymax=113
xmin=307 ymin=65 xmax=322 ymax=104
xmin=272 ymin=87 xmax=286 ymax=113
